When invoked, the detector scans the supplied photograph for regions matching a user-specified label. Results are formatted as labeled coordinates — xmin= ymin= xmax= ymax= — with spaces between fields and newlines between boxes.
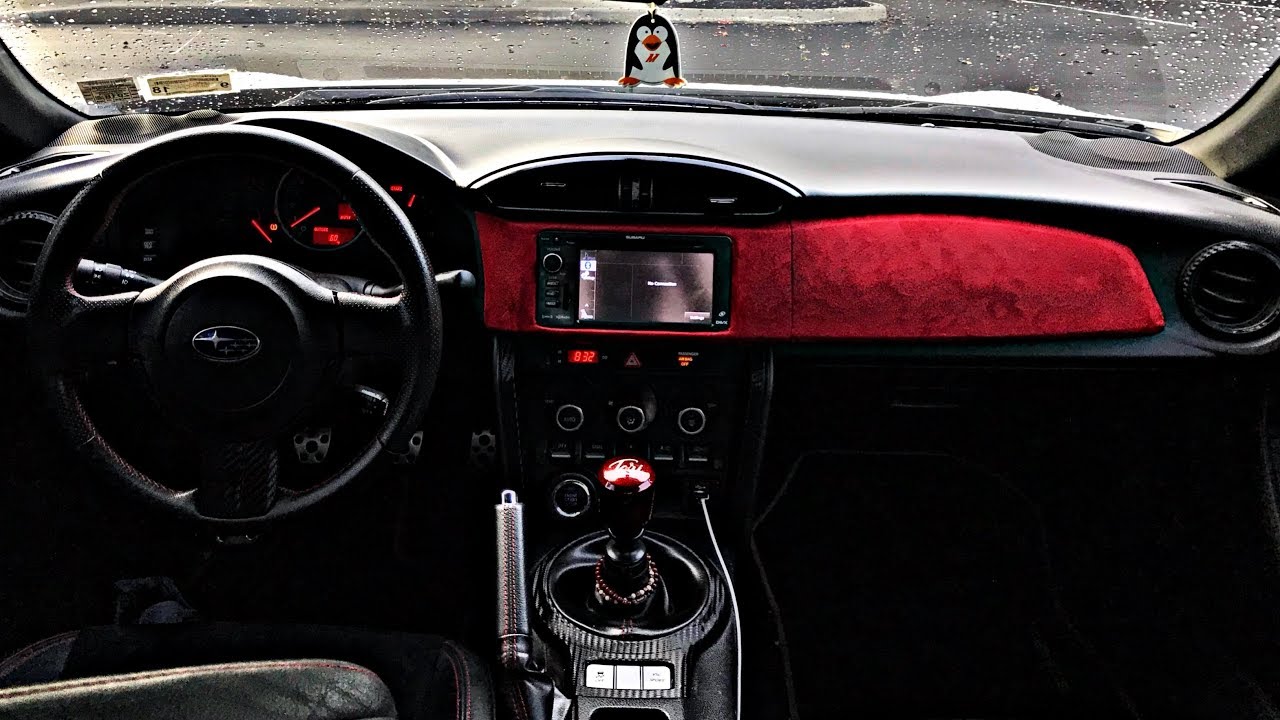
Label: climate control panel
xmin=508 ymin=339 xmax=745 ymax=520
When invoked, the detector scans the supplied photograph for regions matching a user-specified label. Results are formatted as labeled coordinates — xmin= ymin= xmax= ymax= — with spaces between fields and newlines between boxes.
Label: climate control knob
xmin=555 ymin=404 xmax=585 ymax=432
xmin=677 ymin=407 xmax=707 ymax=436
xmin=616 ymin=405 xmax=649 ymax=434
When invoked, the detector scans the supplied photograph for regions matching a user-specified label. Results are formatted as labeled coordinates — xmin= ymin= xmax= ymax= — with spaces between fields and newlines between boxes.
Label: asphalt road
xmin=0 ymin=0 xmax=1275 ymax=128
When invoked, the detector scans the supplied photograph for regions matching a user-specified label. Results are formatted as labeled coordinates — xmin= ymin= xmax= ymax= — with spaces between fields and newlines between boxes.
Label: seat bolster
xmin=0 ymin=659 xmax=396 ymax=720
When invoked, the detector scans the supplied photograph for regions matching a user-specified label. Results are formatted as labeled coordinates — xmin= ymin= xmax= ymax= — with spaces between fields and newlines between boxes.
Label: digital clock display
xmin=567 ymin=349 xmax=599 ymax=364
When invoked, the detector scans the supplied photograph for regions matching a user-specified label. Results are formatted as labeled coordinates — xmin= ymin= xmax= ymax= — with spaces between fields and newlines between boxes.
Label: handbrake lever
xmin=496 ymin=489 xmax=534 ymax=669
xmin=495 ymin=490 xmax=563 ymax=720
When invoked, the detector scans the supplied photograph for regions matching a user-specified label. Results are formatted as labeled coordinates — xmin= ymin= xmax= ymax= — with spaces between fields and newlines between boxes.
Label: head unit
xmin=536 ymin=231 xmax=732 ymax=331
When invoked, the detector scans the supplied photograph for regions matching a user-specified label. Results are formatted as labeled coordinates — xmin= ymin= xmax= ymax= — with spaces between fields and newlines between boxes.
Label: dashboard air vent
xmin=1180 ymin=240 xmax=1280 ymax=339
xmin=478 ymin=157 xmax=794 ymax=216
xmin=0 ymin=211 xmax=58 ymax=311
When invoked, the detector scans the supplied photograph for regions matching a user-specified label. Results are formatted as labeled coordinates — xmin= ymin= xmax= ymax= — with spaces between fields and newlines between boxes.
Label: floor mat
xmin=751 ymin=452 xmax=1129 ymax=719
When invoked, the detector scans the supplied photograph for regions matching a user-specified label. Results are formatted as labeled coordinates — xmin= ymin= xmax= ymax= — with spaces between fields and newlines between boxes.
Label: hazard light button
xmin=622 ymin=352 xmax=642 ymax=369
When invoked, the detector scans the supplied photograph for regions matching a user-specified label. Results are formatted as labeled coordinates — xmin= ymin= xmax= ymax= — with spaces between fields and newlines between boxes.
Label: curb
xmin=11 ymin=2 xmax=886 ymax=25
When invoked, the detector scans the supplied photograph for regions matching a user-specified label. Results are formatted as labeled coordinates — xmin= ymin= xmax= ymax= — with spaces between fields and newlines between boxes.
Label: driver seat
xmin=0 ymin=623 xmax=492 ymax=720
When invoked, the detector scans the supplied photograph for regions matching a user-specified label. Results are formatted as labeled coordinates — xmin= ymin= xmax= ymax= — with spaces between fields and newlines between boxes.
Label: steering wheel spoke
xmin=335 ymin=291 xmax=411 ymax=358
xmin=194 ymin=439 xmax=281 ymax=520
xmin=52 ymin=291 xmax=139 ymax=368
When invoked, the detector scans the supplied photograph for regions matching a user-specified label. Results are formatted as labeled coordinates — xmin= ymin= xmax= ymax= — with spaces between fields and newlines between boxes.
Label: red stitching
xmin=0 ymin=631 xmax=78 ymax=679
xmin=446 ymin=642 xmax=472 ymax=720
xmin=440 ymin=647 xmax=463 ymax=720
xmin=0 ymin=660 xmax=378 ymax=700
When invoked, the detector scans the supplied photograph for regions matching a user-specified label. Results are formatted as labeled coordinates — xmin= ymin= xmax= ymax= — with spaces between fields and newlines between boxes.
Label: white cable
xmin=700 ymin=495 xmax=742 ymax=720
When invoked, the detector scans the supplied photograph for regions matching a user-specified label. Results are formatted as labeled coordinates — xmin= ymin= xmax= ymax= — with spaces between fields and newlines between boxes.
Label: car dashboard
xmin=3 ymin=105 xmax=1280 ymax=718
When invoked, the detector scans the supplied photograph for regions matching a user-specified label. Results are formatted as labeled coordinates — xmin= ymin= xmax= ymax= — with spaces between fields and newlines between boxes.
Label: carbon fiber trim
xmin=533 ymin=532 xmax=724 ymax=702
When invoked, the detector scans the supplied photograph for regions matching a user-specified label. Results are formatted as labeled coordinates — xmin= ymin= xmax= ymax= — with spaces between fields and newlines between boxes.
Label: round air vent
xmin=0 ymin=211 xmax=58 ymax=312
xmin=1180 ymin=240 xmax=1280 ymax=339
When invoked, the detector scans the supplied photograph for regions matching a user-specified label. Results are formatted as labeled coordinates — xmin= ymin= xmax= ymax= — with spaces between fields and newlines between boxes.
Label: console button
xmin=642 ymin=666 xmax=672 ymax=690
xmin=684 ymin=444 xmax=711 ymax=465
xmin=555 ymin=404 xmax=585 ymax=432
xmin=547 ymin=440 xmax=575 ymax=462
xmin=652 ymin=443 xmax=676 ymax=462
xmin=542 ymin=252 xmax=565 ymax=273
xmin=583 ymin=441 xmax=609 ymax=461
xmin=552 ymin=476 xmax=592 ymax=518
xmin=615 ymin=665 xmax=642 ymax=690
xmin=585 ymin=664 xmax=614 ymax=689
xmin=677 ymin=407 xmax=707 ymax=436
xmin=617 ymin=405 xmax=648 ymax=434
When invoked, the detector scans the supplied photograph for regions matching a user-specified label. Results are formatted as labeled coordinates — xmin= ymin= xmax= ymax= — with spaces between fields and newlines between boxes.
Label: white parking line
xmin=1012 ymin=0 xmax=1198 ymax=26
xmin=1198 ymin=0 xmax=1277 ymax=9
xmin=172 ymin=29 xmax=202 ymax=54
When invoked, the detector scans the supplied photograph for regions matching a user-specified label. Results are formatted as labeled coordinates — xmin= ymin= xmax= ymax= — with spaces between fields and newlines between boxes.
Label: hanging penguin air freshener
xmin=619 ymin=2 xmax=686 ymax=88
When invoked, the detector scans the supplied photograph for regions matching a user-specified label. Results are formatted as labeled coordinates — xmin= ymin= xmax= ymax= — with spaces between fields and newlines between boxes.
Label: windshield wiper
xmin=274 ymin=85 xmax=1157 ymax=140
xmin=274 ymin=85 xmax=757 ymax=111
xmin=793 ymin=101 xmax=1158 ymax=141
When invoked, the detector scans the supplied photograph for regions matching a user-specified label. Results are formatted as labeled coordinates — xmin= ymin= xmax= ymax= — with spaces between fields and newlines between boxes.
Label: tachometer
xmin=274 ymin=169 xmax=364 ymax=250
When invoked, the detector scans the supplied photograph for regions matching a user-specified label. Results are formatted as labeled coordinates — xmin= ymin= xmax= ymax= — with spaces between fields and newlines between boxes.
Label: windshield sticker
xmin=76 ymin=77 xmax=142 ymax=106
xmin=620 ymin=5 xmax=686 ymax=88
xmin=143 ymin=72 xmax=235 ymax=99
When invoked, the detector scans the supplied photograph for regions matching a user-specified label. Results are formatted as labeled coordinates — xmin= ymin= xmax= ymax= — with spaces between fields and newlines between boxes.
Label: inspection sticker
xmin=143 ymin=71 xmax=234 ymax=98
xmin=76 ymin=77 xmax=142 ymax=105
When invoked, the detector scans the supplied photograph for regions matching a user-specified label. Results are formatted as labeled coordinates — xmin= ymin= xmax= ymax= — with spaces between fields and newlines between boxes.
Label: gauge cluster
xmin=93 ymin=156 xmax=433 ymax=285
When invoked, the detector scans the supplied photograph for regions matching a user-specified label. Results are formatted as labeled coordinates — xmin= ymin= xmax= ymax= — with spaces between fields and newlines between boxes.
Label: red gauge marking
xmin=389 ymin=184 xmax=404 ymax=193
xmin=407 ymin=194 xmax=417 ymax=208
xmin=250 ymin=219 xmax=273 ymax=244
xmin=337 ymin=203 xmax=356 ymax=221
xmin=289 ymin=206 xmax=321 ymax=228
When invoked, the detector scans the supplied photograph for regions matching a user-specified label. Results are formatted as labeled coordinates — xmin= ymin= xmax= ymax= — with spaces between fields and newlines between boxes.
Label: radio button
xmin=541 ymin=252 xmax=565 ymax=273
xmin=677 ymin=407 xmax=707 ymax=436
xmin=617 ymin=405 xmax=648 ymax=434
xmin=555 ymin=404 xmax=585 ymax=432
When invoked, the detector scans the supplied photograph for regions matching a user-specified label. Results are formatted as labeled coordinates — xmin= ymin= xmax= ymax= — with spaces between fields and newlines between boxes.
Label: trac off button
xmin=642 ymin=665 xmax=672 ymax=690
xmin=584 ymin=664 xmax=614 ymax=689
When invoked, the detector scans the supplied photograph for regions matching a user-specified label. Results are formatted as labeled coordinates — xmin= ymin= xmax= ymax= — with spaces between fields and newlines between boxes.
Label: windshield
xmin=0 ymin=0 xmax=1274 ymax=136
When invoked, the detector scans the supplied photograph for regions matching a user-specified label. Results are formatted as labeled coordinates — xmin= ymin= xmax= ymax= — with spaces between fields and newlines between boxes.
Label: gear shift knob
xmin=597 ymin=456 xmax=656 ymax=547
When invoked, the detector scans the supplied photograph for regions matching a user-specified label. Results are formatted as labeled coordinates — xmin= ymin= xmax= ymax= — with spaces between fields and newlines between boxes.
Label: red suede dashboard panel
xmin=475 ymin=213 xmax=793 ymax=339
xmin=475 ymin=213 xmax=1164 ymax=340
xmin=791 ymin=215 xmax=1164 ymax=339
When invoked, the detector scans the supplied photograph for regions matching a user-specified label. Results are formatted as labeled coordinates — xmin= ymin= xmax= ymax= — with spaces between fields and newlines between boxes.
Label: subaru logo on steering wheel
xmin=191 ymin=326 xmax=261 ymax=362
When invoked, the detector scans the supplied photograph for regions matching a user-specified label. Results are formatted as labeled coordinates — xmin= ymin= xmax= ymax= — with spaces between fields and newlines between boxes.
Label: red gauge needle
xmin=289 ymin=206 xmax=321 ymax=228
xmin=250 ymin=219 xmax=273 ymax=244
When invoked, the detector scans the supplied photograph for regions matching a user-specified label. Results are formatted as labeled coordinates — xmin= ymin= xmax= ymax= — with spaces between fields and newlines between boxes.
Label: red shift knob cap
xmin=598 ymin=457 xmax=655 ymax=493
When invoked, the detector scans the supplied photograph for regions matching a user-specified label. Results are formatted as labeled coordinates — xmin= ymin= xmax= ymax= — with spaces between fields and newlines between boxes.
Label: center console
xmin=507 ymin=338 xmax=746 ymax=523
xmin=492 ymin=228 xmax=765 ymax=720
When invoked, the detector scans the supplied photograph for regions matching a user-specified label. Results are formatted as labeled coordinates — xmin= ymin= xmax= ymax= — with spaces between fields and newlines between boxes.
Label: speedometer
xmin=274 ymin=169 xmax=364 ymax=250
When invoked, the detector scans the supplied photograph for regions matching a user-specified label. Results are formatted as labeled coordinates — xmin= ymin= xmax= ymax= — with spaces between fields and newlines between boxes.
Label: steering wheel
xmin=25 ymin=126 xmax=443 ymax=529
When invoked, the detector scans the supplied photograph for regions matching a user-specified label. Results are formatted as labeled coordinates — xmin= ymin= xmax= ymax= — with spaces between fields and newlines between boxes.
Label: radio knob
xmin=541 ymin=252 xmax=565 ymax=273
xmin=616 ymin=405 xmax=649 ymax=434
xmin=555 ymin=404 xmax=585 ymax=432
xmin=677 ymin=407 xmax=707 ymax=436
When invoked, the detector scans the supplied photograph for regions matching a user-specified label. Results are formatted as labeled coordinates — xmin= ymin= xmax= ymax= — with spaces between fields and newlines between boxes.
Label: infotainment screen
xmin=577 ymin=249 xmax=716 ymax=326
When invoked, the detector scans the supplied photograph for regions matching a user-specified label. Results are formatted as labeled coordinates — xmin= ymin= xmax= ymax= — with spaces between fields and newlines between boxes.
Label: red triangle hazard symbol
xmin=623 ymin=352 xmax=642 ymax=368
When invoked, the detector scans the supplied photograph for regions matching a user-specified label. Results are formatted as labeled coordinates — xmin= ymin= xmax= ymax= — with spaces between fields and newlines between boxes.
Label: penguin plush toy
xmin=619 ymin=12 xmax=685 ymax=87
